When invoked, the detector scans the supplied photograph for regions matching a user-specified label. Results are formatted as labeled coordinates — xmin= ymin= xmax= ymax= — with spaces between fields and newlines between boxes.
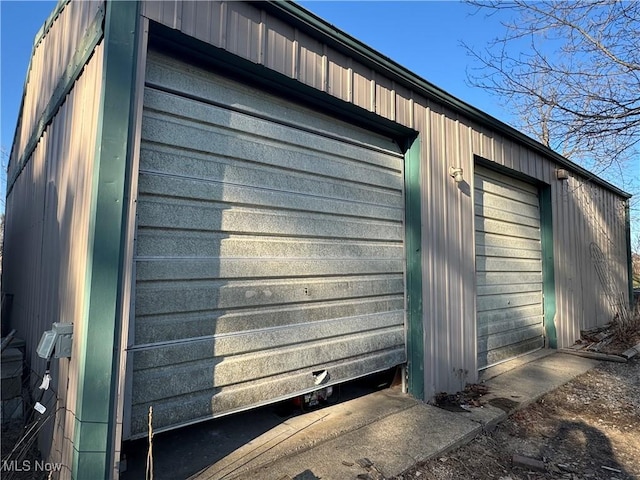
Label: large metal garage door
xmin=475 ymin=166 xmax=544 ymax=369
xmin=125 ymin=50 xmax=406 ymax=438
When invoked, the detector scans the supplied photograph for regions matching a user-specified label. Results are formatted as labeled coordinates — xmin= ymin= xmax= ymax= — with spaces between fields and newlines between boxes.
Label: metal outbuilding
xmin=2 ymin=1 xmax=632 ymax=478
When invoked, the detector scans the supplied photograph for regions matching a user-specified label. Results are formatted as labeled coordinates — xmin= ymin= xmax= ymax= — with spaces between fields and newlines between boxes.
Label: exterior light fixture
xmin=449 ymin=166 xmax=464 ymax=183
xmin=556 ymin=168 xmax=569 ymax=181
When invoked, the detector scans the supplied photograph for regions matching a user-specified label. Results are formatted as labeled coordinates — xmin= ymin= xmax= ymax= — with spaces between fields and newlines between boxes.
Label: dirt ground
xmin=394 ymin=354 xmax=640 ymax=480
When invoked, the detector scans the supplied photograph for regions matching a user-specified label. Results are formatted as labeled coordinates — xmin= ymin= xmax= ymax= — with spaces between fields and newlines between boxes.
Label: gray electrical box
xmin=36 ymin=323 xmax=73 ymax=359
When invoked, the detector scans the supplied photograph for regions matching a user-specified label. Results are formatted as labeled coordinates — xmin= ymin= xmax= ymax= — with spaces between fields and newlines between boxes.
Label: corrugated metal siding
xmin=475 ymin=166 xmax=544 ymax=368
xmin=552 ymin=177 xmax=628 ymax=348
xmin=3 ymin=16 xmax=104 ymax=477
xmin=8 ymin=0 xmax=103 ymax=167
xmin=126 ymin=50 xmax=406 ymax=437
xmin=141 ymin=0 xmax=630 ymax=400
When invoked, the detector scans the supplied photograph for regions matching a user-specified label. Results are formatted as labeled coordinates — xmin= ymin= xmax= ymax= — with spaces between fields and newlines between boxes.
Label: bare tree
xmin=465 ymin=0 xmax=640 ymax=190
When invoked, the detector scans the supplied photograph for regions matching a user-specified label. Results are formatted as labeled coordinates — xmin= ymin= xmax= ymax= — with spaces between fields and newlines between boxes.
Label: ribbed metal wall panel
xmin=179 ymin=1 xmax=223 ymax=48
xmin=3 ymin=22 xmax=104 ymax=476
xmin=265 ymin=14 xmax=296 ymax=77
xmin=395 ymin=84 xmax=412 ymax=127
xmin=126 ymin=50 xmax=406 ymax=437
xmin=225 ymin=1 xmax=261 ymax=64
xmin=414 ymin=100 xmax=475 ymax=397
xmin=376 ymin=75 xmax=394 ymax=120
xmin=353 ymin=62 xmax=373 ymax=111
xmin=9 ymin=0 xmax=102 ymax=166
xmin=327 ymin=48 xmax=351 ymax=102
xmin=297 ymin=30 xmax=324 ymax=90
xmin=140 ymin=0 xmax=630 ymax=401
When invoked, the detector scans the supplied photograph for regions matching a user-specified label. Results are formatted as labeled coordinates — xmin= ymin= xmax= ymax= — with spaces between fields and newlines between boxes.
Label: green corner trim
xmin=404 ymin=138 xmax=424 ymax=399
xmin=7 ymin=5 xmax=105 ymax=196
xmin=625 ymin=201 xmax=633 ymax=306
xmin=72 ymin=1 xmax=140 ymax=479
xmin=539 ymin=187 xmax=557 ymax=349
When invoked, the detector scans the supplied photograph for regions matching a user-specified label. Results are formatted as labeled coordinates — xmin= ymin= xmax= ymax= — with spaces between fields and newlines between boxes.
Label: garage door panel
xmin=138 ymin=172 xmax=403 ymax=222
xmin=478 ymin=325 xmax=543 ymax=354
xmin=139 ymin=145 xmax=404 ymax=209
xmin=479 ymin=337 xmax=544 ymax=369
xmin=209 ymin=349 xmax=406 ymax=412
xmin=475 ymin=176 xmax=538 ymax=206
xmin=128 ymin=51 xmax=406 ymax=437
xmin=476 ymin=217 xmax=541 ymax=240
xmin=136 ymin=231 xmax=403 ymax=259
xmin=142 ymin=102 xmax=403 ymax=185
xmin=135 ymin=258 xmax=404 ymax=281
xmin=477 ymin=282 xmax=542 ymax=296
xmin=133 ymin=312 xmax=405 ymax=368
xmin=477 ymin=291 xmax=543 ymax=312
xmin=475 ymin=168 xmax=538 ymax=193
xmin=144 ymin=81 xmax=404 ymax=171
xmin=474 ymin=190 xmax=540 ymax=219
xmin=129 ymin=348 xmax=406 ymax=435
xmin=145 ymin=52 xmax=401 ymax=157
xmin=475 ymin=166 xmax=544 ymax=369
xmin=135 ymin=275 xmax=404 ymax=316
xmin=132 ymin=328 xmax=405 ymax=404
xmin=476 ymin=257 xmax=542 ymax=273
xmin=142 ymin=113 xmax=403 ymax=191
xmin=475 ymin=232 xmax=541 ymax=251
xmin=136 ymin=199 xmax=403 ymax=241
xmin=135 ymin=296 xmax=405 ymax=344
xmin=476 ymin=272 xmax=542 ymax=286
xmin=477 ymin=314 xmax=543 ymax=337
xmin=477 ymin=304 xmax=543 ymax=325
xmin=475 ymin=245 xmax=541 ymax=260
xmin=474 ymin=204 xmax=540 ymax=228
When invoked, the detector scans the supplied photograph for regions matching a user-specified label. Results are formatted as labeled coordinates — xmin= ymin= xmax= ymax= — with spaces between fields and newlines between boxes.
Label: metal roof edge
xmin=34 ymin=0 xmax=72 ymax=50
xmin=264 ymin=1 xmax=631 ymax=199
xmin=7 ymin=0 xmax=72 ymax=170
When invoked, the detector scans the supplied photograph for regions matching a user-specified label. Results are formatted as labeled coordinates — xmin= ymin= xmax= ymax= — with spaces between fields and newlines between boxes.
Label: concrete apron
xmin=190 ymin=352 xmax=599 ymax=480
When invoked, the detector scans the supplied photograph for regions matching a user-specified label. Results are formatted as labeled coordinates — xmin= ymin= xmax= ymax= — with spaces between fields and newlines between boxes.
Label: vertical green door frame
xmin=539 ymin=186 xmax=558 ymax=349
xmin=404 ymin=137 xmax=424 ymax=399
xmin=72 ymin=1 xmax=140 ymax=478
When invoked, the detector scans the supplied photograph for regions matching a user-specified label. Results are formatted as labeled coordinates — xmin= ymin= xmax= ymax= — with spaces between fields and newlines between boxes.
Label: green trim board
xmin=539 ymin=186 xmax=558 ymax=349
xmin=72 ymin=1 xmax=140 ymax=479
xmin=7 ymin=5 xmax=105 ymax=195
xmin=263 ymin=1 xmax=630 ymax=200
xmin=625 ymin=201 xmax=633 ymax=305
xmin=404 ymin=138 xmax=424 ymax=399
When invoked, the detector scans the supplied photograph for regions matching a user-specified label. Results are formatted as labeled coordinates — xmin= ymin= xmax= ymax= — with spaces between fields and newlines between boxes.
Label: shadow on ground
xmin=121 ymin=372 xmax=394 ymax=480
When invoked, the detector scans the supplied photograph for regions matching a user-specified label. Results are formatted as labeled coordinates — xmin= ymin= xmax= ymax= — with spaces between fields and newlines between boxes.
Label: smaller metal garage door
xmin=475 ymin=166 xmax=544 ymax=369
xmin=125 ymin=50 xmax=407 ymax=438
